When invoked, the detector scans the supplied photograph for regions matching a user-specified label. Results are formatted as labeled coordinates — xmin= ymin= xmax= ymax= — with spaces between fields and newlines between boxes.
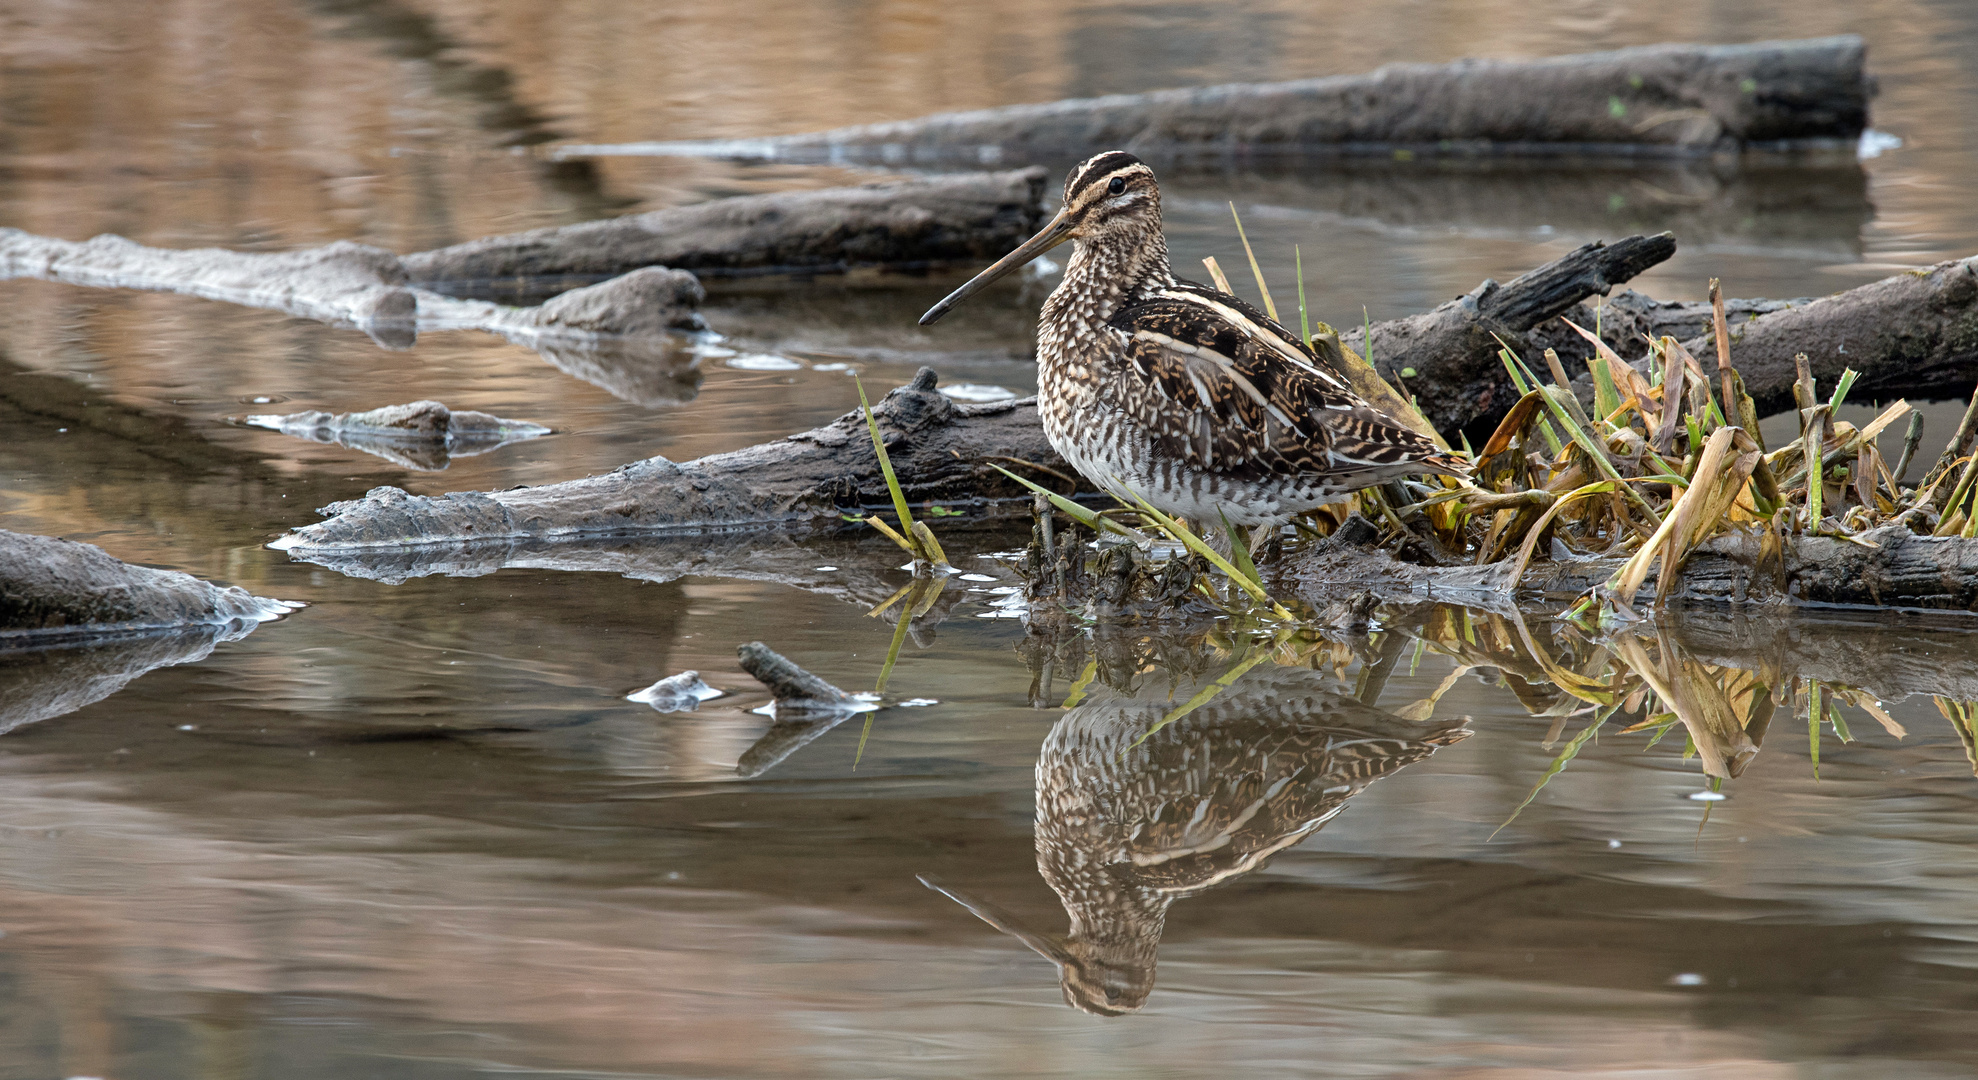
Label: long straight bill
xmin=918 ymin=208 xmax=1074 ymax=325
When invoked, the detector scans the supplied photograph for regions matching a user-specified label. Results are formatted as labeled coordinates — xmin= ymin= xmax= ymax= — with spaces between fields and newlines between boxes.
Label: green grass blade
xmin=1228 ymin=202 xmax=1279 ymax=323
xmin=1808 ymin=682 xmax=1823 ymax=780
xmin=1295 ymin=245 xmax=1312 ymax=348
xmin=856 ymin=375 xmax=919 ymax=554
xmin=1218 ymin=508 xmax=1262 ymax=591
xmin=1120 ymin=487 xmax=1292 ymax=618
xmin=1061 ymin=660 xmax=1099 ymax=708
xmin=1131 ymin=646 xmax=1276 ymax=750
xmin=988 ymin=464 xmax=1147 ymax=542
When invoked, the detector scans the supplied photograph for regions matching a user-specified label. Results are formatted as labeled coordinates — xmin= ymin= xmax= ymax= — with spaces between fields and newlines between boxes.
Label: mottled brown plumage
xmin=922 ymin=150 xmax=1469 ymax=526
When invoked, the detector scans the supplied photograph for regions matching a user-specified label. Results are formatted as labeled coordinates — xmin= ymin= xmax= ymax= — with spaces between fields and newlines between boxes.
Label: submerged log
xmin=1280 ymin=520 xmax=1978 ymax=615
xmin=239 ymin=400 xmax=552 ymax=472
xmin=273 ymin=368 xmax=1059 ymax=552
xmin=1 ymin=529 xmax=297 ymax=641
xmin=0 ymin=228 xmax=706 ymax=347
xmin=402 ymin=168 xmax=1051 ymax=291
xmin=566 ymin=37 xmax=1870 ymax=166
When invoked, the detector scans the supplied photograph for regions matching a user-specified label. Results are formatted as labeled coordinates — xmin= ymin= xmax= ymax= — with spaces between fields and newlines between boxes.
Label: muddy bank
xmin=1 ymin=529 xmax=296 ymax=641
xmin=402 ymin=169 xmax=1050 ymax=292
xmin=564 ymin=37 xmax=1869 ymax=166
xmin=273 ymin=369 xmax=1056 ymax=553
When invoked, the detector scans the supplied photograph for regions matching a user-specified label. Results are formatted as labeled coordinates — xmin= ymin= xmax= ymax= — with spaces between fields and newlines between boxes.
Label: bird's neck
xmin=1046 ymin=226 xmax=1175 ymax=326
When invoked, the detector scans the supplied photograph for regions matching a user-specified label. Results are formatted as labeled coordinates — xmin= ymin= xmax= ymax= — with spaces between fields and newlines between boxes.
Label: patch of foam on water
xmin=267 ymin=532 xmax=306 ymax=551
xmin=1858 ymin=129 xmax=1903 ymax=159
xmin=726 ymin=353 xmax=803 ymax=371
xmin=1687 ymin=791 xmax=1728 ymax=802
xmin=812 ymin=362 xmax=855 ymax=372
xmin=897 ymin=698 xmax=939 ymax=707
xmin=958 ymin=573 xmax=997 ymax=582
xmin=939 ymin=383 xmax=1017 ymax=403
xmin=627 ymin=670 xmax=724 ymax=713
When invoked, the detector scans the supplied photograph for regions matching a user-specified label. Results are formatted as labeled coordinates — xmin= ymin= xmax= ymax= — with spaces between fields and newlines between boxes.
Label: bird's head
xmin=918 ymin=150 xmax=1160 ymax=326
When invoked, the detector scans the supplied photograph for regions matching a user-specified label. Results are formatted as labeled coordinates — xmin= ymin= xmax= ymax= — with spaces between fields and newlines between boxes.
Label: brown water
xmin=4 ymin=1 xmax=1978 ymax=1076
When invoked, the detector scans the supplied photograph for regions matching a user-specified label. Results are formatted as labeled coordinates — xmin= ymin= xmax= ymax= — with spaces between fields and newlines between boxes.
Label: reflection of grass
xmin=1394 ymin=606 xmax=1951 ymax=834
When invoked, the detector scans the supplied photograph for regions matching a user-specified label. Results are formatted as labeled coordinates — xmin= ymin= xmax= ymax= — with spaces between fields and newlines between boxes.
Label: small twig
xmin=986 ymin=455 xmax=1080 ymax=490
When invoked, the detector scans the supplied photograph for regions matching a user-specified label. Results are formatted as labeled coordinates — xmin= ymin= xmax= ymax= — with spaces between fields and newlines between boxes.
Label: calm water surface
xmin=3 ymin=1 xmax=1978 ymax=1076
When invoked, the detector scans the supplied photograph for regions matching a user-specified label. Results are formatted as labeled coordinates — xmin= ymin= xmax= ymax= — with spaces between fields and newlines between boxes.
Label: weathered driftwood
xmin=402 ymin=168 xmax=1051 ymax=291
xmin=0 ymin=228 xmax=706 ymax=348
xmin=1390 ymin=253 xmax=1978 ymax=435
xmin=0 ymin=529 xmax=296 ymax=641
xmin=1364 ymin=232 xmax=1677 ymax=432
xmin=734 ymin=641 xmax=875 ymax=778
xmin=1683 ymin=256 xmax=1978 ymax=414
xmin=1668 ymin=608 xmax=1978 ymax=703
xmin=240 ymin=399 xmax=552 ymax=471
xmin=272 ymin=369 xmax=1057 ymax=553
xmin=566 ymin=37 xmax=1869 ymax=166
xmin=626 ymin=671 xmax=723 ymax=714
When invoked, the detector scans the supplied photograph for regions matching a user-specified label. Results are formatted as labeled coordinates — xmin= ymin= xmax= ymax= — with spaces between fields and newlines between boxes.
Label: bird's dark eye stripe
xmin=1108 ymin=176 xmax=1126 ymax=195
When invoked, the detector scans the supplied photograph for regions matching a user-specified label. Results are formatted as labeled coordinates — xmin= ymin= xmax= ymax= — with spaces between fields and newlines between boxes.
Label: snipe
xmin=921 ymin=151 xmax=1468 ymax=527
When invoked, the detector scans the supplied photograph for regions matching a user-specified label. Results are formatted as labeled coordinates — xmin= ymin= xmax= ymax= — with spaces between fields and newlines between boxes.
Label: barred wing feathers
xmin=1105 ymin=283 xmax=1467 ymax=486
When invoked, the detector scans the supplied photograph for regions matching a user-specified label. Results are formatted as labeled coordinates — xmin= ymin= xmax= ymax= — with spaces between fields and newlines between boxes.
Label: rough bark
xmin=401 ymin=168 xmax=1051 ymax=290
xmin=566 ymin=37 xmax=1869 ymax=166
xmin=1393 ymin=254 xmax=1978 ymax=436
xmin=272 ymin=368 xmax=1061 ymax=554
xmin=1678 ymin=256 xmax=1978 ymax=415
xmin=0 ymin=529 xmax=296 ymax=641
xmin=1364 ymin=233 xmax=1677 ymax=433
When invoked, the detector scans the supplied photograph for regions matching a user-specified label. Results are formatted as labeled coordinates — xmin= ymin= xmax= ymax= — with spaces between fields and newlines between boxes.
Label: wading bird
xmin=920 ymin=151 xmax=1468 ymax=528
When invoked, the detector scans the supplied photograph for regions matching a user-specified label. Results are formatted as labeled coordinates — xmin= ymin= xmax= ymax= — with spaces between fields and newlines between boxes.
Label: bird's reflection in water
xmin=930 ymin=650 xmax=1469 ymax=1015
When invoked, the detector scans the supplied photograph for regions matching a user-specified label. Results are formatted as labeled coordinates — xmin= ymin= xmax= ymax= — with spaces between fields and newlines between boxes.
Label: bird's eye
xmin=1108 ymin=176 xmax=1126 ymax=195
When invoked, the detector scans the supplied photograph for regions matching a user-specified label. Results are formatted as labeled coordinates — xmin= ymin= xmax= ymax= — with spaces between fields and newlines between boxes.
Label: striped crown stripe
xmin=1066 ymin=151 xmax=1144 ymax=198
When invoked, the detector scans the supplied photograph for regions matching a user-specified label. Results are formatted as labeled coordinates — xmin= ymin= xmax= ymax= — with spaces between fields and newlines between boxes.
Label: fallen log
xmin=1280 ymin=519 xmax=1978 ymax=615
xmin=1363 ymin=232 xmax=1677 ymax=433
xmin=0 ymin=229 xmax=707 ymax=348
xmin=272 ymin=368 xmax=1059 ymax=553
xmin=401 ymin=168 xmax=1051 ymax=292
xmin=564 ymin=37 xmax=1869 ymax=166
xmin=1388 ymin=253 xmax=1978 ymax=435
xmin=1 ymin=529 xmax=297 ymax=642
xmin=1682 ymin=256 xmax=1978 ymax=415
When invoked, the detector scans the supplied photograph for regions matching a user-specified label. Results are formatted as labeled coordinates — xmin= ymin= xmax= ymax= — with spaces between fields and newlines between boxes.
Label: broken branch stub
xmin=569 ymin=37 xmax=1869 ymax=165
xmin=1364 ymin=233 xmax=1677 ymax=433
